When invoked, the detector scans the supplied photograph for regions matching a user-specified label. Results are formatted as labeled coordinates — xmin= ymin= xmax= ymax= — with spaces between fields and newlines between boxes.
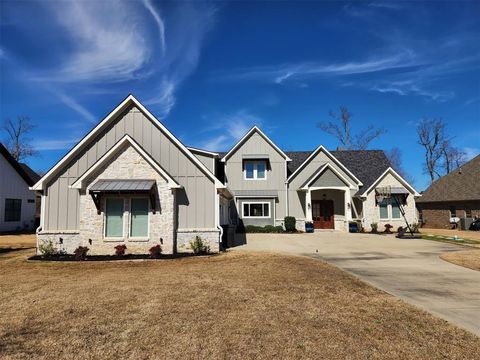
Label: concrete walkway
xmin=233 ymin=232 xmax=480 ymax=336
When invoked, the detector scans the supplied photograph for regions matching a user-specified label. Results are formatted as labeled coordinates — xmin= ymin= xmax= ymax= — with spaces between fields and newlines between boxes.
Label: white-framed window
xmin=105 ymin=198 xmax=124 ymax=238
xmin=244 ymin=161 xmax=267 ymax=180
xmin=378 ymin=198 xmax=402 ymax=220
xmin=243 ymin=202 xmax=270 ymax=218
xmin=130 ymin=198 xmax=149 ymax=238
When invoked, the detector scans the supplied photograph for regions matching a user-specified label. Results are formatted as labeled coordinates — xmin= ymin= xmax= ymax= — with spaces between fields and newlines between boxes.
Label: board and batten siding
xmin=190 ymin=151 xmax=215 ymax=173
xmin=0 ymin=154 xmax=37 ymax=231
xmin=287 ymin=150 xmax=359 ymax=219
xmin=224 ymin=132 xmax=287 ymax=220
xmin=44 ymin=105 xmax=216 ymax=231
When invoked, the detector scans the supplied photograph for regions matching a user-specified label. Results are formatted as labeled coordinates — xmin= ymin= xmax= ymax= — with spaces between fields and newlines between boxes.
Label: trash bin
xmin=305 ymin=222 xmax=314 ymax=233
xmin=349 ymin=222 xmax=359 ymax=233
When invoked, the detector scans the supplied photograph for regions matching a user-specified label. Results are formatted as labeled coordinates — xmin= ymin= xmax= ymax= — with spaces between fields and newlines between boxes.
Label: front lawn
xmin=1 ymin=250 xmax=479 ymax=359
xmin=440 ymin=249 xmax=480 ymax=272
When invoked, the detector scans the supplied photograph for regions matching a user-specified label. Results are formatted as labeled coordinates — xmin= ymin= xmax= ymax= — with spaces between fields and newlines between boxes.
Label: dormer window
xmin=244 ymin=160 xmax=267 ymax=180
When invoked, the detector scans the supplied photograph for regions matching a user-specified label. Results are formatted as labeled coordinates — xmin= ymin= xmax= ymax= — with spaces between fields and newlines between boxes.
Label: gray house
xmin=33 ymin=95 xmax=419 ymax=255
xmin=0 ymin=143 xmax=39 ymax=232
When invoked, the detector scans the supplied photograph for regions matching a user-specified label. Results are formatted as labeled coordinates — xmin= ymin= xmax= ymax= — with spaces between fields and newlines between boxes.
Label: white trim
xmin=286 ymin=145 xmax=363 ymax=186
xmin=220 ymin=126 xmax=292 ymax=162
xmin=32 ymin=94 xmax=225 ymax=190
xmin=359 ymin=167 xmax=420 ymax=198
xmin=243 ymin=160 xmax=267 ymax=180
xmin=234 ymin=195 xmax=277 ymax=199
xmin=187 ymin=147 xmax=219 ymax=157
xmin=70 ymin=135 xmax=181 ymax=190
xmin=242 ymin=201 xmax=271 ymax=218
xmin=129 ymin=197 xmax=150 ymax=241
xmin=301 ymin=163 xmax=356 ymax=190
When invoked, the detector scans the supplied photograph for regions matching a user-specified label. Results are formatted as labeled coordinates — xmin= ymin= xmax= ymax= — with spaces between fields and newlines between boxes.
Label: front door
xmin=312 ymin=200 xmax=334 ymax=229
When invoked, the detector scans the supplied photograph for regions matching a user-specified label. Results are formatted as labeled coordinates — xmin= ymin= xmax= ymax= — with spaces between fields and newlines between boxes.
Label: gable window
xmin=244 ymin=161 xmax=267 ymax=180
xmin=105 ymin=198 xmax=124 ymax=238
xmin=379 ymin=199 xmax=389 ymax=220
xmin=243 ymin=202 xmax=270 ymax=218
xmin=130 ymin=198 xmax=149 ymax=238
xmin=4 ymin=199 xmax=21 ymax=222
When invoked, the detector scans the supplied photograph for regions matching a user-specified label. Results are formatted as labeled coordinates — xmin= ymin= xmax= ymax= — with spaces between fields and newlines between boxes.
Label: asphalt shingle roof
xmin=0 ymin=143 xmax=40 ymax=187
xmin=416 ymin=154 xmax=480 ymax=203
xmin=286 ymin=150 xmax=392 ymax=194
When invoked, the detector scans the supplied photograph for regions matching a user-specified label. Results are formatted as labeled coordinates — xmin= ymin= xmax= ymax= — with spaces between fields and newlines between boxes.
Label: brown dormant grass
xmin=1 ymin=250 xmax=479 ymax=359
xmin=0 ymin=233 xmax=36 ymax=250
xmin=441 ymin=249 xmax=480 ymax=272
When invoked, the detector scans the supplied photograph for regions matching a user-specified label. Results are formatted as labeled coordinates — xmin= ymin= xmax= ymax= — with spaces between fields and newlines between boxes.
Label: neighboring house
xmin=217 ymin=127 xmax=420 ymax=232
xmin=416 ymin=154 xmax=480 ymax=229
xmin=33 ymin=95 xmax=419 ymax=255
xmin=0 ymin=143 xmax=40 ymax=232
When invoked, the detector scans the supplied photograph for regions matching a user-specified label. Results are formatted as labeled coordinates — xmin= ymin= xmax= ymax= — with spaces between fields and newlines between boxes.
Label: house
xmin=416 ymin=154 xmax=480 ymax=229
xmin=217 ymin=126 xmax=419 ymax=232
xmin=0 ymin=143 xmax=40 ymax=232
xmin=33 ymin=95 xmax=419 ymax=255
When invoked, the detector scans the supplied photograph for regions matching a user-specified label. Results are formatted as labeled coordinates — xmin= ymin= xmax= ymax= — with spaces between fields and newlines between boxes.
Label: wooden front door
xmin=312 ymin=200 xmax=334 ymax=229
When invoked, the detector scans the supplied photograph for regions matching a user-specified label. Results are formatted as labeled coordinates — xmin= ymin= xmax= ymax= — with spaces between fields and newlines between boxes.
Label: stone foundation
xmin=37 ymin=231 xmax=82 ymax=255
xmin=176 ymin=229 xmax=221 ymax=253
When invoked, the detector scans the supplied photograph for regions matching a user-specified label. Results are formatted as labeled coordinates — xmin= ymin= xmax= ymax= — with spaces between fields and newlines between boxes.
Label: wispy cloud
xmin=32 ymin=138 xmax=79 ymax=151
xmin=142 ymin=0 xmax=166 ymax=55
xmin=463 ymin=147 xmax=480 ymax=161
xmin=194 ymin=110 xmax=263 ymax=151
xmin=55 ymin=92 xmax=97 ymax=123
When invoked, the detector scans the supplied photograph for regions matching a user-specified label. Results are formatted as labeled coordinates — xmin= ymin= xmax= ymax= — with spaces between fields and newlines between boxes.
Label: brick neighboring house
xmin=416 ymin=154 xmax=480 ymax=229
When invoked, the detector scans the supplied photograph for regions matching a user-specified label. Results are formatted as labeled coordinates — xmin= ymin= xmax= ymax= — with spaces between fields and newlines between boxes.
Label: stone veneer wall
xmin=176 ymin=229 xmax=221 ymax=253
xmin=362 ymin=172 xmax=417 ymax=232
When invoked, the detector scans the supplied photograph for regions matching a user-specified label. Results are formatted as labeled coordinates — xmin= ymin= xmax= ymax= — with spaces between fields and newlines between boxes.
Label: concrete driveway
xmin=233 ymin=232 xmax=480 ymax=336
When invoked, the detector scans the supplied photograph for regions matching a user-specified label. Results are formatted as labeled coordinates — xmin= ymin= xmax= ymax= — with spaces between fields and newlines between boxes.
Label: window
xmin=130 ymin=198 xmax=149 ymax=238
xmin=244 ymin=161 xmax=267 ymax=180
xmin=379 ymin=199 xmax=388 ymax=219
xmin=105 ymin=198 xmax=124 ymax=238
xmin=243 ymin=202 xmax=270 ymax=218
xmin=4 ymin=199 xmax=21 ymax=222
xmin=391 ymin=200 xmax=401 ymax=219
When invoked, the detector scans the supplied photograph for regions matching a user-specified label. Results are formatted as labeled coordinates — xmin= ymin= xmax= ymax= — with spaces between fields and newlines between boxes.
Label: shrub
xmin=114 ymin=244 xmax=127 ymax=256
xmin=190 ymin=236 xmax=210 ymax=255
xmin=244 ymin=225 xmax=284 ymax=233
xmin=149 ymin=244 xmax=162 ymax=259
xmin=384 ymin=224 xmax=393 ymax=234
xmin=411 ymin=222 xmax=420 ymax=233
xmin=356 ymin=220 xmax=364 ymax=233
xmin=38 ymin=240 xmax=63 ymax=258
xmin=73 ymin=246 xmax=89 ymax=261
xmin=284 ymin=216 xmax=296 ymax=232
xmin=370 ymin=223 xmax=378 ymax=233
xmin=397 ymin=226 xmax=404 ymax=234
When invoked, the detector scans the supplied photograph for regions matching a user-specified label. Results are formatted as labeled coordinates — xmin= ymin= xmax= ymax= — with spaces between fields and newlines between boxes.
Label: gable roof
xmin=220 ymin=126 xmax=292 ymax=162
xmin=301 ymin=163 xmax=355 ymax=189
xmin=358 ymin=167 xmax=420 ymax=197
xmin=187 ymin=147 xmax=219 ymax=157
xmin=32 ymin=94 xmax=225 ymax=191
xmin=417 ymin=154 xmax=480 ymax=203
xmin=286 ymin=145 xmax=363 ymax=186
xmin=286 ymin=150 xmax=392 ymax=193
xmin=0 ymin=143 xmax=39 ymax=187
xmin=71 ymin=135 xmax=181 ymax=190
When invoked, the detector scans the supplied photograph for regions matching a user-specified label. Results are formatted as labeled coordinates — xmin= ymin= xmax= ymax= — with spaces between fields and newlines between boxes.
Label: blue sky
xmin=1 ymin=0 xmax=479 ymax=190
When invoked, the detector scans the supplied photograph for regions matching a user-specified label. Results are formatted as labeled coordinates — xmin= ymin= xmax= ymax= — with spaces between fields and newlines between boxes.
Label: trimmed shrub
xmin=114 ymin=244 xmax=127 ymax=256
xmin=384 ymin=223 xmax=393 ymax=234
xmin=370 ymin=223 xmax=378 ymax=233
xmin=397 ymin=226 xmax=404 ymax=234
xmin=284 ymin=216 xmax=296 ymax=232
xmin=73 ymin=246 xmax=89 ymax=261
xmin=245 ymin=225 xmax=284 ymax=233
xmin=190 ymin=236 xmax=210 ymax=255
xmin=38 ymin=240 xmax=64 ymax=258
xmin=149 ymin=244 xmax=162 ymax=259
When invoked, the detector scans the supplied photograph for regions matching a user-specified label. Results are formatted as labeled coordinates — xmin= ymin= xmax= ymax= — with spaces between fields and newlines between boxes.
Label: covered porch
xmin=304 ymin=187 xmax=352 ymax=231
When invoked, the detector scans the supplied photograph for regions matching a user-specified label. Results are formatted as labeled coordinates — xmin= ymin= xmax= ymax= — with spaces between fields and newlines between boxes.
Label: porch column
xmin=344 ymin=189 xmax=351 ymax=223
xmin=306 ymin=189 xmax=312 ymax=221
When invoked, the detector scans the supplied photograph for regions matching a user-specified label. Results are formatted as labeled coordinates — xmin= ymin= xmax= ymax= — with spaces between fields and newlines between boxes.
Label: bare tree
xmin=386 ymin=147 xmax=415 ymax=184
xmin=442 ymin=142 xmax=466 ymax=173
xmin=317 ymin=106 xmax=386 ymax=150
xmin=2 ymin=116 xmax=38 ymax=162
xmin=416 ymin=118 xmax=446 ymax=183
